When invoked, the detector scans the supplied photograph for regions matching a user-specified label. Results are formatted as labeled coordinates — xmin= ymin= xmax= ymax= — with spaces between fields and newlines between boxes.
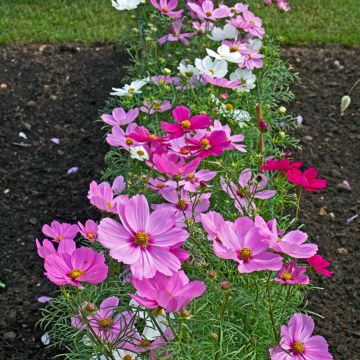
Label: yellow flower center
xmin=140 ymin=339 xmax=151 ymax=347
xmin=128 ymin=87 xmax=136 ymax=93
xmin=107 ymin=201 xmax=113 ymax=209
xmin=177 ymin=199 xmax=188 ymax=210
xmin=126 ymin=138 xmax=134 ymax=145
xmin=180 ymin=149 xmax=190 ymax=155
xmin=123 ymin=355 xmax=133 ymax=360
xmin=99 ymin=317 xmax=112 ymax=329
xmin=230 ymin=45 xmax=239 ymax=52
xmin=283 ymin=272 xmax=293 ymax=281
xmin=159 ymin=79 xmax=166 ymax=85
xmin=291 ymin=341 xmax=305 ymax=354
xmin=137 ymin=150 xmax=145 ymax=156
xmin=56 ymin=235 xmax=63 ymax=241
xmin=135 ymin=232 xmax=149 ymax=248
xmin=162 ymin=7 xmax=169 ymax=13
xmin=225 ymin=103 xmax=233 ymax=111
xmin=187 ymin=173 xmax=195 ymax=181
xmin=153 ymin=307 xmax=164 ymax=317
xmin=181 ymin=120 xmax=191 ymax=129
xmin=156 ymin=183 xmax=164 ymax=189
xmin=205 ymin=11 xmax=212 ymax=17
xmin=209 ymin=69 xmax=215 ymax=75
xmin=201 ymin=138 xmax=211 ymax=150
xmin=239 ymin=248 xmax=252 ymax=261
xmin=249 ymin=20 xmax=255 ymax=25
xmin=68 ymin=269 xmax=84 ymax=280
xmin=149 ymin=134 xmax=157 ymax=140
xmin=153 ymin=103 xmax=161 ymax=111
xmin=87 ymin=232 xmax=94 ymax=239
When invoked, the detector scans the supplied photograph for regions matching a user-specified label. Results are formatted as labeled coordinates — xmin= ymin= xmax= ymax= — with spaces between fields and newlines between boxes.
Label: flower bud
xmin=180 ymin=309 xmax=191 ymax=319
xmin=278 ymin=131 xmax=286 ymax=138
xmin=209 ymin=332 xmax=219 ymax=341
xmin=220 ymin=92 xmax=229 ymax=100
xmin=258 ymin=119 xmax=269 ymax=132
xmin=163 ymin=68 xmax=171 ymax=75
xmin=207 ymin=271 xmax=217 ymax=279
xmin=278 ymin=106 xmax=287 ymax=114
xmin=340 ymin=95 xmax=351 ymax=116
xmin=85 ymin=303 xmax=97 ymax=312
xmin=220 ymin=281 xmax=231 ymax=290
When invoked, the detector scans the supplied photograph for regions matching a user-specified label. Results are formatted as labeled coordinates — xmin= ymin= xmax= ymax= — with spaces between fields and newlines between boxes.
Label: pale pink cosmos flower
xmin=158 ymin=20 xmax=195 ymax=46
xmin=151 ymin=75 xmax=178 ymax=85
xmin=192 ymin=21 xmax=213 ymax=34
xmin=264 ymin=0 xmax=290 ymax=12
xmin=229 ymin=10 xmax=265 ymax=38
xmin=188 ymin=0 xmax=231 ymax=21
xmin=202 ymin=74 xmax=243 ymax=89
xmin=275 ymin=261 xmax=310 ymax=285
xmin=97 ymin=195 xmax=189 ymax=280
xmin=161 ymin=105 xmax=212 ymax=140
xmin=78 ymin=220 xmax=98 ymax=242
xmin=106 ymin=123 xmax=139 ymax=149
xmin=88 ymin=179 xmax=127 ymax=214
xmin=42 ymin=220 xmax=78 ymax=243
xmin=269 ymin=313 xmax=333 ymax=359
xmin=200 ymin=211 xmax=227 ymax=241
xmin=181 ymin=130 xmax=230 ymax=159
xmin=215 ymin=216 xmax=283 ymax=273
xmin=130 ymin=270 xmax=206 ymax=312
xmin=179 ymin=168 xmax=216 ymax=192
xmin=140 ymin=100 xmax=172 ymax=114
xmin=153 ymin=188 xmax=211 ymax=222
xmin=150 ymin=0 xmax=183 ymax=18
xmin=44 ymin=242 xmax=108 ymax=287
xmin=101 ymin=107 xmax=139 ymax=127
xmin=239 ymin=48 xmax=264 ymax=70
xmin=221 ymin=168 xmax=276 ymax=214
xmin=210 ymin=119 xmax=246 ymax=153
xmin=147 ymin=177 xmax=176 ymax=195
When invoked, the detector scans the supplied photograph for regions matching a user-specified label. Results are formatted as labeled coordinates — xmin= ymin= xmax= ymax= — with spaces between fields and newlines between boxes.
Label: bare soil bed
xmin=0 ymin=44 xmax=359 ymax=359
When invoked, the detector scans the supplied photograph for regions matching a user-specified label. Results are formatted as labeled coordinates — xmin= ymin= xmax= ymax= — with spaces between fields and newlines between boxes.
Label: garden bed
xmin=0 ymin=44 xmax=359 ymax=359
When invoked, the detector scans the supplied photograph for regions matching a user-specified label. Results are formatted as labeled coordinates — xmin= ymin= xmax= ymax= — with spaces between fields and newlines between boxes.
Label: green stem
xmin=266 ymin=272 xmax=278 ymax=341
xmin=215 ymin=292 xmax=230 ymax=360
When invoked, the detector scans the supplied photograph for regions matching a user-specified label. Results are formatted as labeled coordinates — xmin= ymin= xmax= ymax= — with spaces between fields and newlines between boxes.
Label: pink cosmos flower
xmin=188 ymin=0 xmax=230 ymax=21
xmin=152 ymin=153 xmax=201 ymax=178
xmin=42 ymin=220 xmax=78 ymax=243
xmin=151 ymin=75 xmax=178 ymax=85
xmin=229 ymin=11 xmax=265 ymax=38
xmin=275 ymin=261 xmax=310 ymax=285
xmin=202 ymin=74 xmax=243 ymax=89
xmin=128 ymin=125 xmax=166 ymax=144
xmin=88 ymin=178 xmax=126 ymax=214
xmin=201 ymin=211 xmax=227 ymax=241
xmin=260 ymin=159 xmax=302 ymax=172
xmin=286 ymin=168 xmax=327 ymax=192
xmin=140 ymin=100 xmax=172 ymax=114
xmin=215 ymin=216 xmax=283 ymax=273
xmin=181 ymin=130 xmax=230 ymax=159
xmin=239 ymin=48 xmax=264 ymax=70
xmin=101 ymin=107 xmax=139 ymax=127
xmin=44 ymin=242 xmax=108 ymax=286
xmin=264 ymin=0 xmax=290 ymax=12
xmin=179 ymin=168 xmax=216 ymax=192
xmin=161 ymin=105 xmax=211 ymax=140
xmin=106 ymin=123 xmax=139 ymax=149
xmin=150 ymin=0 xmax=183 ymax=18
xmin=147 ymin=177 xmax=176 ymax=195
xmin=192 ymin=21 xmax=213 ymax=34
xmin=307 ymin=255 xmax=334 ymax=277
xmin=36 ymin=239 xmax=58 ymax=259
xmin=158 ymin=20 xmax=195 ymax=46
xmin=221 ymin=168 xmax=276 ymax=214
xmin=130 ymin=270 xmax=206 ymax=312
xmin=153 ymin=188 xmax=211 ymax=222
xmin=269 ymin=313 xmax=333 ymax=359
xmin=78 ymin=219 xmax=98 ymax=242
xmin=97 ymin=195 xmax=189 ymax=280
xmin=210 ymin=119 xmax=246 ymax=153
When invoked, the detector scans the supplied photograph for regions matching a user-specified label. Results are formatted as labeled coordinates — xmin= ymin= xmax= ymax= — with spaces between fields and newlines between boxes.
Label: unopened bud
xmin=163 ymin=68 xmax=171 ymax=75
xmin=180 ymin=309 xmax=191 ymax=319
xmin=209 ymin=332 xmax=218 ymax=340
xmin=278 ymin=131 xmax=286 ymax=138
xmin=207 ymin=271 xmax=217 ymax=279
xmin=85 ymin=303 xmax=97 ymax=312
xmin=220 ymin=93 xmax=229 ymax=100
xmin=258 ymin=119 xmax=269 ymax=132
xmin=220 ymin=281 xmax=231 ymax=290
xmin=278 ymin=106 xmax=287 ymax=114
xmin=340 ymin=95 xmax=351 ymax=116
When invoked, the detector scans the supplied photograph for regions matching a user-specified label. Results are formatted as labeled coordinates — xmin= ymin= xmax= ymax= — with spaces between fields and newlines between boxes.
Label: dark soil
xmin=284 ymin=46 xmax=360 ymax=360
xmin=0 ymin=44 xmax=126 ymax=360
xmin=0 ymin=45 xmax=359 ymax=360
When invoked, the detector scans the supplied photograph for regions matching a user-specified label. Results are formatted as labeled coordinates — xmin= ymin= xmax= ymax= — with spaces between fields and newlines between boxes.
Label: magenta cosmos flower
xmin=307 ymin=255 xmax=333 ymax=277
xmin=275 ymin=261 xmax=309 ymax=285
xmin=270 ymin=313 xmax=333 ymax=359
xmin=140 ymin=100 xmax=172 ymax=115
xmin=42 ymin=220 xmax=78 ymax=243
xmin=130 ymin=270 xmax=206 ymax=312
xmin=181 ymin=130 xmax=230 ymax=159
xmin=188 ymin=0 xmax=230 ymax=21
xmin=101 ymin=107 xmax=139 ymax=127
xmin=150 ymin=0 xmax=183 ymax=18
xmin=44 ymin=241 xmax=108 ymax=287
xmin=213 ymin=215 xmax=283 ymax=273
xmin=78 ymin=219 xmax=98 ymax=242
xmin=106 ymin=123 xmax=140 ymax=149
xmin=97 ymin=195 xmax=189 ymax=280
xmin=286 ymin=167 xmax=327 ymax=192
xmin=161 ymin=105 xmax=211 ymax=140
xmin=260 ymin=159 xmax=302 ymax=172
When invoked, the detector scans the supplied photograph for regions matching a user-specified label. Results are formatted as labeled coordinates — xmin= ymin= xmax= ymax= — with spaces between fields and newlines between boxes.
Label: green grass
xmin=0 ymin=0 xmax=359 ymax=45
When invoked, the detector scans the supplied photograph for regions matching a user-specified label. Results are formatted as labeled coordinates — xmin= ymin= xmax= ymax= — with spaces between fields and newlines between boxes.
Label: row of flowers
xmin=36 ymin=1 xmax=333 ymax=359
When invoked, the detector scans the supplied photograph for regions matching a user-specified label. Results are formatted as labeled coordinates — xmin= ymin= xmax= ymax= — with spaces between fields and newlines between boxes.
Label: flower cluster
xmin=35 ymin=1 xmax=335 ymax=359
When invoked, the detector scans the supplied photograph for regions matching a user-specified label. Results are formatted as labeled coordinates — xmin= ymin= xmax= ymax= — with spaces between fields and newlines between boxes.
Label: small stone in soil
xmin=3 ymin=331 xmax=16 ymax=340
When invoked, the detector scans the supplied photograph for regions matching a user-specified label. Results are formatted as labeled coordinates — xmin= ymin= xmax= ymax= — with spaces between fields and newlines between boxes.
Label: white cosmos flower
xmin=229 ymin=69 xmax=256 ymax=92
xmin=111 ymin=0 xmax=141 ymax=11
xmin=195 ymin=56 xmax=228 ymax=78
xmin=178 ymin=62 xmax=200 ymax=77
xmin=206 ymin=44 xmax=244 ymax=64
xmin=247 ymin=38 xmax=262 ymax=51
xmin=110 ymin=79 xmax=148 ymax=96
xmin=91 ymin=349 xmax=139 ymax=360
xmin=208 ymin=24 xmax=238 ymax=41
xmin=130 ymin=146 xmax=149 ymax=161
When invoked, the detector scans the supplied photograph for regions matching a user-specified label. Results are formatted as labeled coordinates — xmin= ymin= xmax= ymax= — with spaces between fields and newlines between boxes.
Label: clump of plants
xmin=36 ymin=1 xmax=334 ymax=359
